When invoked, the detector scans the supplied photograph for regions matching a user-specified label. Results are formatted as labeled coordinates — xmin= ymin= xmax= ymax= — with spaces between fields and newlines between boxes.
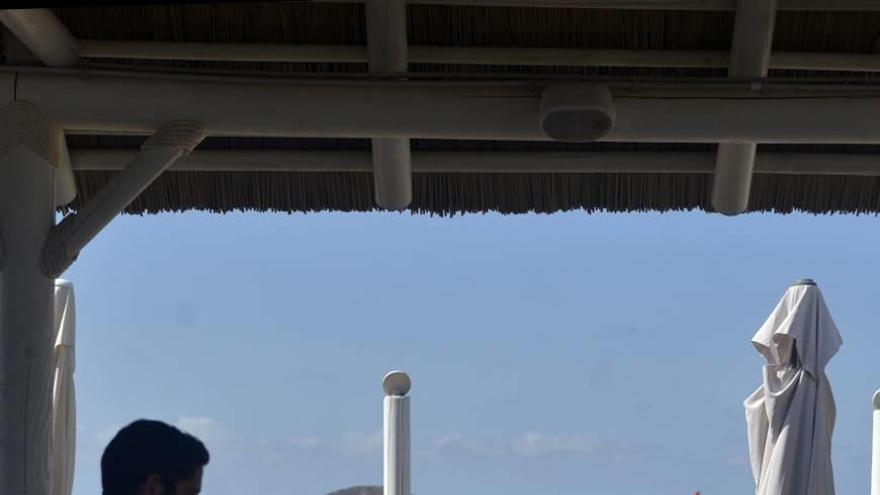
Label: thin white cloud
xmin=95 ymin=423 xmax=123 ymax=448
xmin=509 ymin=432 xmax=604 ymax=457
xmin=287 ymin=435 xmax=321 ymax=450
xmin=96 ymin=420 xmax=607 ymax=468
xmin=175 ymin=416 xmax=239 ymax=448
xmin=95 ymin=418 xmax=380 ymax=468
xmin=421 ymin=431 xmax=606 ymax=459
xmin=420 ymin=433 xmax=505 ymax=459
xmin=339 ymin=430 xmax=382 ymax=456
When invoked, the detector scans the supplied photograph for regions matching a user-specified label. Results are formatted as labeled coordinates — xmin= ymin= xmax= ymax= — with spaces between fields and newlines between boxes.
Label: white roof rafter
xmin=711 ymin=0 xmax=779 ymax=216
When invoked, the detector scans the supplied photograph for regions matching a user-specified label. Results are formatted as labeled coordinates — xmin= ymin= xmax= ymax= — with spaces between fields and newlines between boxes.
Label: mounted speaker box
xmin=539 ymin=84 xmax=615 ymax=142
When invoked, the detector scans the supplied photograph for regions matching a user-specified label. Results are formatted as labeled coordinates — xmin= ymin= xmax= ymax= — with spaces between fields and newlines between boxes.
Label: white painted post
xmin=872 ymin=390 xmax=880 ymax=495
xmin=0 ymin=101 xmax=60 ymax=495
xmin=383 ymin=371 xmax=411 ymax=495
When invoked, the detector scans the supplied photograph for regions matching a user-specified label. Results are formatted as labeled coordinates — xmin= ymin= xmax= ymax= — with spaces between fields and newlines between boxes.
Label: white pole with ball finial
xmin=383 ymin=371 xmax=411 ymax=495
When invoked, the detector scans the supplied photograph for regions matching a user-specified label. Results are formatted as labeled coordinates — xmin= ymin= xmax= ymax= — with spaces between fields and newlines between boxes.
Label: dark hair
xmin=101 ymin=419 xmax=210 ymax=495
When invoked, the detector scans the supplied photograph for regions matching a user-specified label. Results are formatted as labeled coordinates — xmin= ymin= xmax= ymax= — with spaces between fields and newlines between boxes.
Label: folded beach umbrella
xmin=52 ymin=280 xmax=76 ymax=495
xmin=744 ymin=279 xmax=842 ymax=495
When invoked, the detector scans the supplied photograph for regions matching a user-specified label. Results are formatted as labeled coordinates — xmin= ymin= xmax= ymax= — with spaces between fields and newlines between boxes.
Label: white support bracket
xmin=710 ymin=0 xmax=778 ymax=216
xmin=366 ymin=0 xmax=413 ymax=210
xmin=41 ymin=121 xmax=205 ymax=278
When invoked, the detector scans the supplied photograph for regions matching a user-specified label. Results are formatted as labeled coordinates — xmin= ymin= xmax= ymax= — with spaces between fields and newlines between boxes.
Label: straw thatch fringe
xmin=750 ymin=174 xmax=880 ymax=214
xmin=66 ymin=171 xmax=880 ymax=216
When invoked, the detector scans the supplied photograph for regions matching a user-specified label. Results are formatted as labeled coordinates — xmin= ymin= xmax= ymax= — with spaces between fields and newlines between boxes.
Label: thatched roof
xmin=26 ymin=3 xmax=880 ymax=214
xmin=50 ymin=5 xmax=880 ymax=73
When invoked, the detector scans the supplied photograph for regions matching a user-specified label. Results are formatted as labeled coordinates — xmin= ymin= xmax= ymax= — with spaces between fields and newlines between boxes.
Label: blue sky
xmin=65 ymin=210 xmax=880 ymax=495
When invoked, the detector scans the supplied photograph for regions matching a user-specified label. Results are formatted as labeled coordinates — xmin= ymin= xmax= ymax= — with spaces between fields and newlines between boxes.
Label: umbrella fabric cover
xmin=744 ymin=282 xmax=842 ymax=495
xmin=52 ymin=280 xmax=76 ymax=495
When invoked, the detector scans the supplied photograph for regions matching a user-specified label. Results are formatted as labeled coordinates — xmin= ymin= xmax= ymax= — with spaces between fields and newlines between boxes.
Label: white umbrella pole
xmin=383 ymin=371 xmax=411 ymax=495
xmin=51 ymin=280 xmax=76 ymax=495
xmin=872 ymin=390 xmax=880 ymax=495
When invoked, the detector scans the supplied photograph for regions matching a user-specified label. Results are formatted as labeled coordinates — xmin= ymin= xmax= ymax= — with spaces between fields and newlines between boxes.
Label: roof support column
xmin=366 ymin=0 xmax=412 ymax=210
xmin=0 ymin=101 xmax=61 ymax=495
xmin=42 ymin=122 xmax=205 ymax=278
xmin=0 ymin=9 xmax=78 ymax=210
xmin=710 ymin=0 xmax=777 ymax=215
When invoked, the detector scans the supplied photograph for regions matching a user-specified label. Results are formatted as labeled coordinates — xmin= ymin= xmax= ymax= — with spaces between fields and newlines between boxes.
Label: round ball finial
xmin=383 ymin=371 xmax=411 ymax=396
xmin=873 ymin=390 xmax=880 ymax=410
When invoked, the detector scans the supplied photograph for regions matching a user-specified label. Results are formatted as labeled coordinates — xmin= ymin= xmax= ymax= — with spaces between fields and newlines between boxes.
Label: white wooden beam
xmin=15 ymin=73 xmax=880 ymax=144
xmin=2 ymin=24 xmax=41 ymax=66
xmin=42 ymin=122 xmax=204 ymax=277
xmin=367 ymin=1 xmax=408 ymax=75
xmin=769 ymin=52 xmax=880 ymax=73
xmin=711 ymin=0 xmax=778 ymax=216
xmin=371 ymin=137 xmax=412 ymax=208
xmin=323 ymin=0 xmax=880 ymax=10
xmin=78 ymin=40 xmax=366 ymax=63
xmin=75 ymin=41 xmax=880 ymax=74
xmin=0 ymin=10 xmax=79 ymax=206
xmin=68 ymin=149 xmax=880 ymax=176
xmin=0 ymin=101 xmax=59 ymax=495
xmin=409 ymin=0 xmax=880 ymax=8
xmin=727 ymin=1 xmax=777 ymax=79
xmin=54 ymin=131 xmax=77 ymax=207
xmin=366 ymin=0 xmax=412 ymax=210
xmin=0 ymin=9 xmax=78 ymax=68
xmin=713 ymin=142 xmax=757 ymax=214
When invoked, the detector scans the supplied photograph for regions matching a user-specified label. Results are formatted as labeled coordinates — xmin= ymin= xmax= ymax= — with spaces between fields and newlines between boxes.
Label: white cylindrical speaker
xmin=539 ymin=84 xmax=615 ymax=142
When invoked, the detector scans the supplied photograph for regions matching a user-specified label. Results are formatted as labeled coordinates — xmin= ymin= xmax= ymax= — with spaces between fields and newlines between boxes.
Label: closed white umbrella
xmin=744 ymin=279 xmax=842 ymax=495
xmin=52 ymin=280 xmax=76 ymax=495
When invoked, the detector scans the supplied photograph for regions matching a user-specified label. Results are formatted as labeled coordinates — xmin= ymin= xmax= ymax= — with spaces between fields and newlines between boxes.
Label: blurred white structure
xmin=52 ymin=280 xmax=76 ymax=495
xmin=383 ymin=371 xmax=411 ymax=495
xmin=872 ymin=390 xmax=880 ymax=495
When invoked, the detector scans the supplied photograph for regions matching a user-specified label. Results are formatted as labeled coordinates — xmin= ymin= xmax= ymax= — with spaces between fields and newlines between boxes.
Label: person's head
xmin=101 ymin=419 xmax=209 ymax=495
